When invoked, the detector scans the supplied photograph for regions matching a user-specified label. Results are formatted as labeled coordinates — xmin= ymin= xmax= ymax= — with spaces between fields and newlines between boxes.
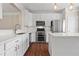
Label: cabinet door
xmin=5 ymin=38 xmax=17 ymax=56
xmin=22 ymin=34 xmax=29 ymax=55
xmin=25 ymin=34 xmax=29 ymax=52
xmin=26 ymin=38 xmax=29 ymax=51
xmin=0 ymin=42 xmax=4 ymax=56
xmin=28 ymin=13 xmax=32 ymax=26
xmin=5 ymin=47 xmax=16 ymax=56
xmin=24 ymin=11 xmax=32 ymax=26
xmin=15 ymin=35 xmax=23 ymax=56
xmin=16 ymin=37 xmax=23 ymax=56
xmin=22 ymin=34 xmax=27 ymax=54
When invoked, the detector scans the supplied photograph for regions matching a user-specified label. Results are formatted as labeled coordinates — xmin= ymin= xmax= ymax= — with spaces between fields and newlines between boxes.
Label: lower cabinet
xmin=22 ymin=34 xmax=27 ymax=55
xmin=0 ymin=42 xmax=4 ymax=56
xmin=5 ymin=38 xmax=17 ymax=56
xmin=5 ymin=47 xmax=16 ymax=56
xmin=22 ymin=34 xmax=29 ymax=55
xmin=15 ymin=36 xmax=23 ymax=56
xmin=4 ymin=34 xmax=29 ymax=56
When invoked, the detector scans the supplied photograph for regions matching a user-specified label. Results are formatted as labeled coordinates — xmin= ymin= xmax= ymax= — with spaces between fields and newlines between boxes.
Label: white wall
xmin=0 ymin=12 xmax=20 ymax=29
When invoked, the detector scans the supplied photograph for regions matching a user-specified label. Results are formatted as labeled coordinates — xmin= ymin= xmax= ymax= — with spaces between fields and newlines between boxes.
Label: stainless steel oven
xmin=36 ymin=21 xmax=46 ymax=42
xmin=36 ymin=28 xmax=46 ymax=42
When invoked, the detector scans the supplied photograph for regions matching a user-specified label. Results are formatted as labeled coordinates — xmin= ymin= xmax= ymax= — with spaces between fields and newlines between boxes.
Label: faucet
xmin=14 ymin=24 xmax=21 ymax=34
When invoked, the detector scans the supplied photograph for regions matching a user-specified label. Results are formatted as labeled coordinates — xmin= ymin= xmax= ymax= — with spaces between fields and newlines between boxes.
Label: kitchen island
xmin=48 ymin=32 xmax=79 ymax=56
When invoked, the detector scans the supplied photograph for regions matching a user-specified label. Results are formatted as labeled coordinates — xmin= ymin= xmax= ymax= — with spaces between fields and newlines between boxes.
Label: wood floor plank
xmin=24 ymin=42 xmax=49 ymax=56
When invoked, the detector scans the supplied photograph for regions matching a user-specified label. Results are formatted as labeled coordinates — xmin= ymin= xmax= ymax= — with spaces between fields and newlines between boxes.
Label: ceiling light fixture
xmin=69 ymin=3 xmax=73 ymax=10
xmin=54 ymin=3 xmax=57 ymax=10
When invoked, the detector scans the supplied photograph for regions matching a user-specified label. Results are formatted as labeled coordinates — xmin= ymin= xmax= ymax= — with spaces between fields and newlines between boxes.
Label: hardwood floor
xmin=24 ymin=42 xmax=50 ymax=56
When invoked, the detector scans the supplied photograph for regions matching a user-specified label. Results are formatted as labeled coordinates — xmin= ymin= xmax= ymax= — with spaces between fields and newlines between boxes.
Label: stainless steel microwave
xmin=36 ymin=21 xmax=45 ymax=26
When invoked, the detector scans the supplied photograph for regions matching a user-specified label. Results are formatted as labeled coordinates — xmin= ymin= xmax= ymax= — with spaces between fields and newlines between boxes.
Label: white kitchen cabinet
xmin=22 ymin=34 xmax=29 ymax=55
xmin=5 ymin=37 xmax=23 ymax=56
xmin=5 ymin=33 xmax=29 ymax=56
xmin=24 ymin=11 xmax=32 ymax=27
xmin=0 ymin=42 xmax=4 ymax=56
xmin=5 ymin=47 xmax=16 ymax=56
xmin=21 ymin=10 xmax=33 ymax=33
xmin=15 ymin=36 xmax=23 ymax=56
xmin=5 ymin=38 xmax=17 ymax=56
xmin=26 ymin=34 xmax=29 ymax=50
xmin=48 ymin=34 xmax=53 ymax=56
xmin=27 ymin=13 xmax=32 ymax=26
xmin=16 ymin=34 xmax=29 ymax=56
xmin=22 ymin=34 xmax=27 ymax=54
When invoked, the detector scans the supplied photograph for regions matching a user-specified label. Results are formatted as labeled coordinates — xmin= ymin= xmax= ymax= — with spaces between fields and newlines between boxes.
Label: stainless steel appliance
xmin=51 ymin=20 xmax=63 ymax=33
xmin=36 ymin=21 xmax=45 ymax=26
xmin=36 ymin=21 xmax=46 ymax=42
xmin=36 ymin=28 xmax=45 ymax=42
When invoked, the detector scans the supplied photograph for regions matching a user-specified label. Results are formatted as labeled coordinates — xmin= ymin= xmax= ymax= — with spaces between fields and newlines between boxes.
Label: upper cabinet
xmin=27 ymin=13 xmax=32 ymax=26
xmin=32 ymin=13 xmax=63 ymax=21
xmin=24 ymin=10 xmax=33 ymax=26
xmin=0 ymin=3 xmax=2 ymax=19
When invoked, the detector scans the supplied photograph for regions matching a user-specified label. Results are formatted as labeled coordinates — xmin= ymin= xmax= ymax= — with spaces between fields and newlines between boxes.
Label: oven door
xmin=36 ymin=31 xmax=45 ymax=42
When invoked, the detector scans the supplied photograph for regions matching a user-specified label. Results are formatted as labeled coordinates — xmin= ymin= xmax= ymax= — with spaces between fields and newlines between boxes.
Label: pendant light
xmin=69 ymin=3 xmax=73 ymax=10
xmin=54 ymin=3 xmax=57 ymax=10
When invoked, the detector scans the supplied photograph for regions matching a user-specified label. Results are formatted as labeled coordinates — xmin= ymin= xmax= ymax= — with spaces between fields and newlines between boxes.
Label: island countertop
xmin=49 ymin=31 xmax=79 ymax=36
xmin=48 ymin=31 xmax=79 ymax=56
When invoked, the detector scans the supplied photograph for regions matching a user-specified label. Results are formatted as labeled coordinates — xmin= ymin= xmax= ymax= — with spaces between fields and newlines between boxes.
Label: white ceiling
xmin=3 ymin=3 xmax=19 ymax=13
xmin=3 ymin=3 xmax=79 ymax=13
xmin=22 ymin=3 xmax=79 ymax=13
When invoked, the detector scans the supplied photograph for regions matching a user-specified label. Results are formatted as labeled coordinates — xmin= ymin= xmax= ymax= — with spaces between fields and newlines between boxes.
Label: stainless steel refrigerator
xmin=51 ymin=20 xmax=63 ymax=33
